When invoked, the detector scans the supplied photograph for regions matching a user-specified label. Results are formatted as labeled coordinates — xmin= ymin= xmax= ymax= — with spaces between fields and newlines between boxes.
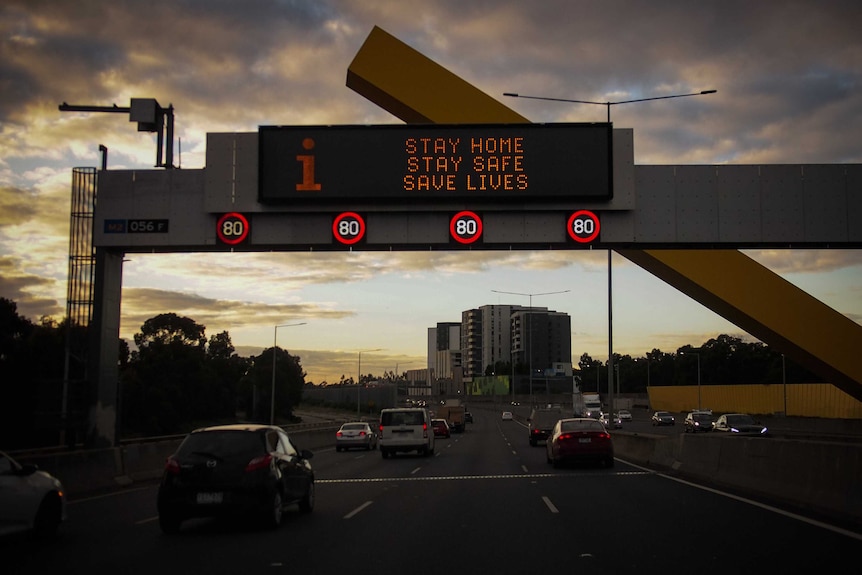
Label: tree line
xmin=1 ymin=298 xmax=306 ymax=450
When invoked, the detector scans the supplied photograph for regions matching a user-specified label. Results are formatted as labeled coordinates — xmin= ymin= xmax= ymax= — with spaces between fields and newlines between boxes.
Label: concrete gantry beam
xmin=345 ymin=25 xmax=862 ymax=402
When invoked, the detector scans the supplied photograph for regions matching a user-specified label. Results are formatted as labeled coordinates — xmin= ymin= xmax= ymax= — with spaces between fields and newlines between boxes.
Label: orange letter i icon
xmin=296 ymin=137 xmax=322 ymax=191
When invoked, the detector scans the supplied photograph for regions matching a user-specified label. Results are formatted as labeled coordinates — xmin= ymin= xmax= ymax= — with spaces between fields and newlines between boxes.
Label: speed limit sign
xmin=450 ymin=211 xmax=483 ymax=245
xmin=566 ymin=210 xmax=600 ymax=244
xmin=333 ymin=212 xmax=366 ymax=245
xmin=216 ymin=212 xmax=250 ymax=245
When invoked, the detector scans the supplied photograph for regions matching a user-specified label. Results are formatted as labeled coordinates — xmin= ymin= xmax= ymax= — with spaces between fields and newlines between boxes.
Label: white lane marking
xmin=344 ymin=500 xmax=373 ymax=519
xmin=410 ymin=467 xmax=421 ymax=475
xmin=542 ymin=496 xmax=560 ymax=513
xmin=521 ymin=465 xmax=529 ymax=473
xmin=316 ymin=471 xmax=648 ymax=483
xmin=68 ymin=485 xmax=156 ymax=505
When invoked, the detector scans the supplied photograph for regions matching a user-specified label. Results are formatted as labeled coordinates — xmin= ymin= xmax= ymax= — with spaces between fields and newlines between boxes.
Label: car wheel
xmin=336 ymin=446 xmax=342 ymax=452
xmin=299 ymin=481 xmax=315 ymax=513
xmin=381 ymin=449 xmax=389 ymax=459
xmin=263 ymin=490 xmax=283 ymax=530
xmin=551 ymin=456 xmax=560 ymax=469
xmin=33 ymin=493 xmax=62 ymax=539
xmin=158 ymin=510 xmax=182 ymax=535
xmin=529 ymin=438 xmax=536 ymax=447
xmin=606 ymin=456 xmax=615 ymax=468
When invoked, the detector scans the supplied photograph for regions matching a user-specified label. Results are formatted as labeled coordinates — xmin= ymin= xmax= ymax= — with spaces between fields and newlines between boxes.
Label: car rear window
xmin=342 ymin=423 xmax=367 ymax=430
xmin=561 ymin=420 xmax=605 ymax=432
xmin=381 ymin=410 xmax=424 ymax=426
xmin=177 ymin=430 xmax=265 ymax=459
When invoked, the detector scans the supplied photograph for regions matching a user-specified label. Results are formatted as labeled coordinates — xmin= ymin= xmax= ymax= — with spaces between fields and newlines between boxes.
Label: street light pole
xmin=357 ymin=348 xmax=382 ymax=417
xmin=491 ymin=289 xmax=570 ymax=407
xmin=503 ymin=87 xmax=716 ymax=419
xmin=681 ymin=350 xmax=701 ymax=410
xmin=503 ymin=89 xmax=717 ymax=122
xmin=271 ymin=322 xmax=306 ymax=425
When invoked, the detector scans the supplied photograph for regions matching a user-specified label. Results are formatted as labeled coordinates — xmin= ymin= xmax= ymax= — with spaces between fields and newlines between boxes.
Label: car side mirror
xmin=18 ymin=463 xmax=39 ymax=476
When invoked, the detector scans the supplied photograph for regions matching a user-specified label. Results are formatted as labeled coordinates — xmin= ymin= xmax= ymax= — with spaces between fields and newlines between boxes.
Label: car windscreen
xmin=726 ymin=415 xmax=755 ymax=425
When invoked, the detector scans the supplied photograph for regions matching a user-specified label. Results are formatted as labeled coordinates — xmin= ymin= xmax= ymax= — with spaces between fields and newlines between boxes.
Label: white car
xmin=501 ymin=411 xmax=514 ymax=421
xmin=617 ymin=409 xmax=633 ymax=421
xmin=0 ymin=451 xmax=66 ymax=538
xmin=378 ymin=408 xmax=435 ymax=458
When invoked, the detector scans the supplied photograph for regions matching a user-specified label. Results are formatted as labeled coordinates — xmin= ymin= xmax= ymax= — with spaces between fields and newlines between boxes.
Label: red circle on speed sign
xmin=333 ymin=212 xmax=366 ymax=245
xmin=566 ymin=210 xmax=600 ymax=243
xmin=450 ymin=211 xmax=483 ymax=244
xmin=216 ymin=212 xmax=250 ymax=245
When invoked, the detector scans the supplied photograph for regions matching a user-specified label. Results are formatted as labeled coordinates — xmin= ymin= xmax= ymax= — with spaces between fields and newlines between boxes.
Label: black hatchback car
xmin=157 ymin=424 xmax=314 ymax=534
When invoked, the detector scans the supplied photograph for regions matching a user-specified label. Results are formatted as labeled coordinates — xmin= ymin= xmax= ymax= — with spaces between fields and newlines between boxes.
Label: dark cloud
xmin=119 ymin=286 xmax=354 ymax=340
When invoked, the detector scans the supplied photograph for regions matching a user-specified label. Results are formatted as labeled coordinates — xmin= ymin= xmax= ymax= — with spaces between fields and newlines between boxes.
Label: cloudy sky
xmin=2 ymin=0 xmax=860 ymax=384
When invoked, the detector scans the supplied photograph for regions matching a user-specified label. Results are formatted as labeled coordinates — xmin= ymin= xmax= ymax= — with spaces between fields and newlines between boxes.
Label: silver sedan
xmin=335 ymin=422 xmax=378 ymax=451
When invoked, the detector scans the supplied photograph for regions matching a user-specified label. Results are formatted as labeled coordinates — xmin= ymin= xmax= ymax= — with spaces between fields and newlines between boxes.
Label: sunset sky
xmin=2 ymin=1 xmax=860 ymax=384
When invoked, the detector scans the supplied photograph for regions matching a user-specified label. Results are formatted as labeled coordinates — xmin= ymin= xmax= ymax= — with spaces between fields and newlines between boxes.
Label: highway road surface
xmin=5 ymin=408 xmax=858 ymax=573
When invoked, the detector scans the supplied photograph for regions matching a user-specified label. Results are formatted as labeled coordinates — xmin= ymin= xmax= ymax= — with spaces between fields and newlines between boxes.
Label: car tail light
xmin=423 ymin=422 xmax=428 ymax=438
xmin=336 ymin=431 xmax=343 ymax=437
xmin=359 ymin=431 xmax=367 ymax=437
xmin=164 ymin=456 xmax=181 ymax=475
xmin=245 ymin=453 xmax=273 ymax=472
xmin=558 ymin=433 xmax=573 ymax=441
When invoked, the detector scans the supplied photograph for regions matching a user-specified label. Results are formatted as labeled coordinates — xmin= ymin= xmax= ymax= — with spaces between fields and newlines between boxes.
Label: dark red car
xmin=431 ymin=419 xmax=451 ymax=438
xmin=546 ymin=418 xmax=614 ymax=468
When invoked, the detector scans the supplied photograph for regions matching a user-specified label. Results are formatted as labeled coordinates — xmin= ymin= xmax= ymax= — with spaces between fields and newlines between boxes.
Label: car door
xmin=276 ymin=430 xmax=309 ymax=502
xmin=0 ymin=454 xmax=38 ymax=533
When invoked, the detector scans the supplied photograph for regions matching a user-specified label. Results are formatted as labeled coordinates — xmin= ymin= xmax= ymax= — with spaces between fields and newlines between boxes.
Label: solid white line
xmin=521 ymin=465 xmax=529 ymax=473
xmin=621 ymin=458 xmax=862 ymax=541
xmin=344 ymin=500 xmax=373 ymax=519
xmin=68 ymin=485 xmax=155 ymax=505
xmin=542 ymin=496 xmax=559 ymax=513
xmin=135 ymin=516 xmax=158 ymax=525
xmin=410 ymin=467 xmax=421 ymax=475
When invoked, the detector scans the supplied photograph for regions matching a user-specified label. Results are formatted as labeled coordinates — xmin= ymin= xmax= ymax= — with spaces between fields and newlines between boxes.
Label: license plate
xmin=578 ymin=438 xmax=591 ymax=443
xmin=196 ymin=492 xmax=223 ymax=504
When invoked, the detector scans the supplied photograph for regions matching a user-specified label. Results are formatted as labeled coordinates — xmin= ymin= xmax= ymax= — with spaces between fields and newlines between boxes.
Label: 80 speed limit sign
xmin=450 ymin=211 xmax=483 ymax=245
xmin=216 ymin=212 xmax=250 ymax=245
xmin=333 ymin=212 xmax=366 ymax=245
xmin=566 ymin=210 xmax=600 ymax=244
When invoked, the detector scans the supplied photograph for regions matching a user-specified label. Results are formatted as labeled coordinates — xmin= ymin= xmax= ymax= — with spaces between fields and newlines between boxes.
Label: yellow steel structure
xmin=346 ymin=26 xmax=862 ymax=402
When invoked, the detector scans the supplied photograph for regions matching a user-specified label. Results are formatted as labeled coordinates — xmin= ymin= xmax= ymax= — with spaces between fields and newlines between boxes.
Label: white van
xmin=378 ymin=408 xmax=435 ymax=458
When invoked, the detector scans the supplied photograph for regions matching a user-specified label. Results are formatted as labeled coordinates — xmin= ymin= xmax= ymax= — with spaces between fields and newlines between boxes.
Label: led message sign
xmin=258 ymin=123 xmax=612 ymax=205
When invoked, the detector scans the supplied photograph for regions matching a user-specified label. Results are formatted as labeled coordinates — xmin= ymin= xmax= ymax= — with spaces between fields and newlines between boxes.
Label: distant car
xmin=464 ymin=411 xmax=473 ymax=423
xmin=336 ymin=422 xmax=378 ymax=451
xmin=600 ymin=412 xmax=623 ymax=429
xmin=431 ymin=418 xmax=451 ymax=438
xmin=713 ymin=413 xmax=768 ymax=436
xmin=546 ymin=418 xmax=615 ymax=468
xmin=501 ymin=411 xmax=514 ymax=421
xmin=684 ymin=411 xmax=714 ymax=433
xmin=528 ymin=408 xmax=564 ymax=446
xmin=651 ymin=411 xmax=676 ymax=426
xmin=0 ymin=450 xmax=66 ymax=539
xmin=157 ymin=424 xmax=315 ymax=534
xmin=617 ymin=409 xmax=633 ymax=422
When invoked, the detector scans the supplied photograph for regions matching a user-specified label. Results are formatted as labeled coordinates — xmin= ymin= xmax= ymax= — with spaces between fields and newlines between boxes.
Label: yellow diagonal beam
xmin=617 ymin=250 xmax=862 ymax=400
xmin=346 ymin=26 xmax=862 ymax=401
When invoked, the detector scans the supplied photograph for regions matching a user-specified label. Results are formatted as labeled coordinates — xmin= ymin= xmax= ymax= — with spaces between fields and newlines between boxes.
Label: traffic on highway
xmin=4 ymin=405 xmax=858 ymax=573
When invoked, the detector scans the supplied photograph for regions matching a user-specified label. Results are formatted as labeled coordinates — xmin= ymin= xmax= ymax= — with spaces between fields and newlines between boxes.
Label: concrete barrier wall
xmin=613 ymin=431 xmax=862 ymax=526
xmin=17 ymin=426 xmax=340 ymax=498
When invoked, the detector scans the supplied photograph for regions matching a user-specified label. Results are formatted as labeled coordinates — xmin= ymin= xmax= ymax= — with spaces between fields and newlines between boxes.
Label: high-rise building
xmin=511 ymin=309 xmax=572 ymax=376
